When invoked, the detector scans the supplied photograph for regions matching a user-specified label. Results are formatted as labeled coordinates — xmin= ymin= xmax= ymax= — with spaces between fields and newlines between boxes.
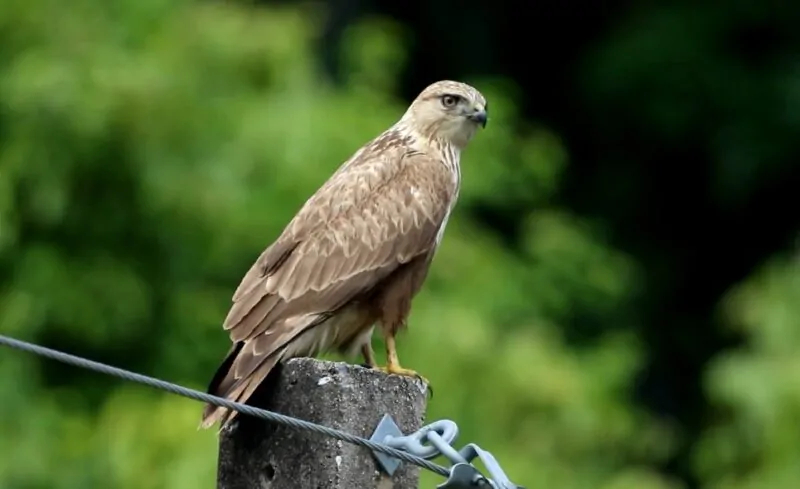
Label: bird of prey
xmin=200 ymin=80 xmax=488 ymax=429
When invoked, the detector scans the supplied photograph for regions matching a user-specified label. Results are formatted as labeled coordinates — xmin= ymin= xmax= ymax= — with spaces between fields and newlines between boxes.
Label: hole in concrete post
xmin=263 ymin=463 xmax=276 ymax=480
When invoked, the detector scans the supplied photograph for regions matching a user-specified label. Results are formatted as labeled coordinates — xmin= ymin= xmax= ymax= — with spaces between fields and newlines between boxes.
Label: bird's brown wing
xmin=201 ymin=146 xmax=456 ymax=427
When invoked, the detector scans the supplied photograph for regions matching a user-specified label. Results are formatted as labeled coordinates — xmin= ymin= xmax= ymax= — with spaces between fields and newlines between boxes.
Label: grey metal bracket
xmin=437 ymin=463 xmax=492 ymax=488
xmin=369 ymin=414 xmax=525 ymax=489
xmin=369 ymin=413 xmax=406 ymax=476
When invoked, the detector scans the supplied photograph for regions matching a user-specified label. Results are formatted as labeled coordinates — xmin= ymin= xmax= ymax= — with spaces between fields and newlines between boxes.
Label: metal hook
xmin=369 ymin=414 xmax=525 ymax=489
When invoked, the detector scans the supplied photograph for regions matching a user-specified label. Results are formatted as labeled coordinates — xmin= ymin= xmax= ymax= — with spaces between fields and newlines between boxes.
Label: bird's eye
xmin=441 ymin=95 xmax=459 ymax=108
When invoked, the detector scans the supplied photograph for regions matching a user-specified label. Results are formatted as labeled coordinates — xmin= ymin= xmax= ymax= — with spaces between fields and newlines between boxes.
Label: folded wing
xmin=201 ymin=145 xmax=455 ymax=427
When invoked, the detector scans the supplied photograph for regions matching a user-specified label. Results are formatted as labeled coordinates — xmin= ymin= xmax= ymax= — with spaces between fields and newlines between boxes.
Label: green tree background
xmin=1 ymin=1 xmax=798 ymax=489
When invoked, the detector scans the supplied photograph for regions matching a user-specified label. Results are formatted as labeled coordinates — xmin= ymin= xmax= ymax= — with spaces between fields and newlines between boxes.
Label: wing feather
xmin=206 ymin=141 xmax=457 ymax=426
xmin=267 ymin=147 xmax=451 ymax=305
xmin=259 ymin=146 xmax=450 ymax=332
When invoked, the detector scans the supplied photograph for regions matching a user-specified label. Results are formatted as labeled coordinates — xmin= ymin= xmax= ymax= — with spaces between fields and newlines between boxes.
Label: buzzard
xmin=201 ymin=80 xmax=488 ymax=429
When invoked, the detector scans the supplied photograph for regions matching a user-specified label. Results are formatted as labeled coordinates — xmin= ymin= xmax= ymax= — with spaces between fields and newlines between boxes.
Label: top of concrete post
xmin=216 ymin=357 xmax=430 ymax=489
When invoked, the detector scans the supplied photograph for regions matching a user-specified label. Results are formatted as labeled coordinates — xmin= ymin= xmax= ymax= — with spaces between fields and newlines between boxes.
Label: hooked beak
xmin=468 ymin=109 xmax=488 ymax=128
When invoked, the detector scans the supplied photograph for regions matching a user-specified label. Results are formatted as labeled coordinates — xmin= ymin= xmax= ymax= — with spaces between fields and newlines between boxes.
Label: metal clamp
xmin=369 ymin=414 xmax=525 ymax=489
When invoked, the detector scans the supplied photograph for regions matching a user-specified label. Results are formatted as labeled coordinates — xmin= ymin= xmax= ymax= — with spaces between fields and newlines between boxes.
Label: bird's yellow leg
xmin=377 ymin=334 xmax=431 ymax=388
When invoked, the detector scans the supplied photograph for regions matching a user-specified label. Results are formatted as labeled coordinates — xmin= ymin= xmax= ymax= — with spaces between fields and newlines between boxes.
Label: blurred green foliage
xmin=0 ymin=1 xmax=796 ymax=489
xmin=694 ymin=255 xmax=800 ymax=489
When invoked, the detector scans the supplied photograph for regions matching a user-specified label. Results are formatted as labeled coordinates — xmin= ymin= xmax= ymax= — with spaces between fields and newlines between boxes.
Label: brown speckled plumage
xmin=201 ymin=80 xmax=488 ymax=429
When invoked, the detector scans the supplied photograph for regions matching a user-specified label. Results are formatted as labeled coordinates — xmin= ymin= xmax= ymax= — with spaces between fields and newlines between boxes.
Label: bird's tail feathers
xmin=198 ymin=348 xmax=287 ymax=430
xmin=199 ymin=312 xmax=331 ymax=431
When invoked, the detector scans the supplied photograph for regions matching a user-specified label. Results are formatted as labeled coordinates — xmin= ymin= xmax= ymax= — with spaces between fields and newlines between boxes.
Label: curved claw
xmin=409 ymin=371 xmax=434 ymax=399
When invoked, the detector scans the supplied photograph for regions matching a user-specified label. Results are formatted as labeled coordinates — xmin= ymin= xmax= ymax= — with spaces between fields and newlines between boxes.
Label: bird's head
xmin=402 ymin=80 xmax=488 ymax=149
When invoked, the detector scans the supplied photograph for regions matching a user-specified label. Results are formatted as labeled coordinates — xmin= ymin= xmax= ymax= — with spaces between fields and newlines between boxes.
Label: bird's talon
xmin=377 ymin=365 xmax=430 ymax=387
xmin=412 ymin=373 xmax=433 ymax=397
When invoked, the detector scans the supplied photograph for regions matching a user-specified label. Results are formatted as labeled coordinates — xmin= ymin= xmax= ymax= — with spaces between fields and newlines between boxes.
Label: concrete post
xmin=216 ymin=357 xmax=429 ymax=489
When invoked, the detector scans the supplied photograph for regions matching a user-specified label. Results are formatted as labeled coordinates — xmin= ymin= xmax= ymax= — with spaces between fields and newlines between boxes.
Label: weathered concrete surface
xmin=217 ymin=358 xmax=429 ymax=489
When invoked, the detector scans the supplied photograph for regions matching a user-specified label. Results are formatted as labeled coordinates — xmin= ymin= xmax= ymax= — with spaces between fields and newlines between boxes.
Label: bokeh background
xmin=2 ymin=0 xmax=799 ymax=488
